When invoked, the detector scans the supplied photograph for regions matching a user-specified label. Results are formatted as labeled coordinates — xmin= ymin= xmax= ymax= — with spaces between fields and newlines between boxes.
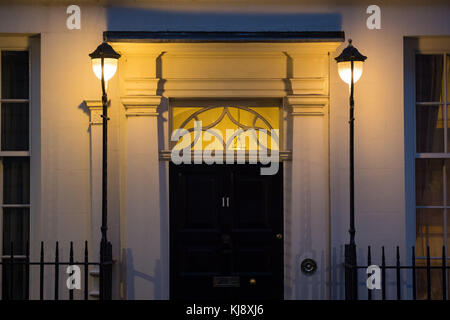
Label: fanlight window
xmin=171 ymin=106 xmax=280 ymax=152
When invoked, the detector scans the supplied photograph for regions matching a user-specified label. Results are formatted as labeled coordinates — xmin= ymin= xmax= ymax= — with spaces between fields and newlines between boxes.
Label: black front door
xmin=169 ymin=163 xmax=283 ymax=300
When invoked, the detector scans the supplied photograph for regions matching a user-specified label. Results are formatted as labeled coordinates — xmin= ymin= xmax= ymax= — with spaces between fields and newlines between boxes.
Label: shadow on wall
xmin=106 ymin=7 xmax=342 ymax=32
xmin=124 ymin=248 xmax=162 ymax=300
xmin=157 ymin=97 xmax=170 ymax=300
xmin=331 ymin=245 xmax=345 ymax=300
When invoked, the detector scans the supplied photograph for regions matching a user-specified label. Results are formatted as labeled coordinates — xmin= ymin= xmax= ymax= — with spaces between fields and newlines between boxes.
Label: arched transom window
xmin=170 ymin=106 xmax=280 ymax=152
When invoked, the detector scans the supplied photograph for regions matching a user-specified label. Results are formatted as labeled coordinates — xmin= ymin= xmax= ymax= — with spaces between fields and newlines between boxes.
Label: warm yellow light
xmin=91 ymin=58 xmax=118 ymax=81
xmin=337 ymin=61 xmax=364 ymax=85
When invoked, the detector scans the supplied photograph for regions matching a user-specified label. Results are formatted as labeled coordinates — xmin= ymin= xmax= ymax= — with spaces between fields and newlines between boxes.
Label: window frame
xmin=405 ymin=37 xmax=450 ymax=262
xmin=414 ymin=52 xmax=449 ymax=261
xmin=0 ymin=44 xmax=31 ymax=299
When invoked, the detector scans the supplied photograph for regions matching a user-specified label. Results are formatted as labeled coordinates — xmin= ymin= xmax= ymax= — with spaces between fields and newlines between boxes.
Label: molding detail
xmin=286 ymin=96 xmax=329 ymax=116
xmin=121 ymin=96 xmax=162 ymax=117
xmin=163 ymin=78 xmax=287 ymax=97
xmin=122 ymin=78 xmax=159 ymax=96
xmin=289 ymin=78 xmax=328 ymax=96
xmin=159 ymin=150 xmax=292 ymax=161
xmin=84 ymin=100 xmax=103 ymax=125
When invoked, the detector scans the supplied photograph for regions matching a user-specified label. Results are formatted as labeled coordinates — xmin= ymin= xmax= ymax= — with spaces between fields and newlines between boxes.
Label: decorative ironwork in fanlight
xmin=171 ymin=106 xmax=280 ymax=151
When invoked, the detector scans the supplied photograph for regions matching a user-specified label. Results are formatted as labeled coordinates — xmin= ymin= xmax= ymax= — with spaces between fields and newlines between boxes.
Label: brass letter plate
xmin=213 ymin=276 xmax=240 ymax=287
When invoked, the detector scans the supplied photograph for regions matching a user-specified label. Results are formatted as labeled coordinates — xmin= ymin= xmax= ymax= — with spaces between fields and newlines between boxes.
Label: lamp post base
xmin=99 ymin=239 xmax=113 ymax=300
xmin=345 ymin=243 xmax=358 ymax=300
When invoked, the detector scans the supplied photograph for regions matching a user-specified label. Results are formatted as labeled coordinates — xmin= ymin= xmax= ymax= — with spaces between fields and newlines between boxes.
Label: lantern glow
xmin=91 ymin=58 xmax=118 ymax=81
xmin=335 ymin=39 xmax=367 ymax=86
xmin=337 ymin=60 xmax=364 ymax=85
xmin=89 ymin=42 xmax=121 ymax=82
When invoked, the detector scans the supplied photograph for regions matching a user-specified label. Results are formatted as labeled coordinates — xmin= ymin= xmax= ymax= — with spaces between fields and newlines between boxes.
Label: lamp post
xmin=89 ymin=42 xmax=120 ymax=299
xmin=335 ymin=39 xmax=366 ymax=300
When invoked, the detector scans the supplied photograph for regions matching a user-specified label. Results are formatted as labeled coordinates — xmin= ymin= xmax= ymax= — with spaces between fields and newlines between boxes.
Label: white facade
xmin=0 ymin=0 xmax=449 ymax=300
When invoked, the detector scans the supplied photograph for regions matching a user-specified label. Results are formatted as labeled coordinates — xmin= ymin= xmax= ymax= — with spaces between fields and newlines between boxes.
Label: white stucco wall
xmin=0 ymin=0 xmax=449 ymax=299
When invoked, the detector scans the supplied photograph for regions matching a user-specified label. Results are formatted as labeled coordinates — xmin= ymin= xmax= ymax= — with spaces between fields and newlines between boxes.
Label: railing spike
xmin=381 ymin=246 xmax=386 ymax=300
xmin=54 ymin=241 xmax=59 ymax=300
xmin=412 ymin=246 xmax=416 ymax=300
xmin=40 ymin=241 xmax=44 ymax=300
xmin=25 ymin=241 xmax=30 ymax=300
xmin=84 ymin=241 xmax=89 ymax=300
xmin=69 ymin=242 xmax=74 ymax=300
xmin=426 ymin=246 xmax=431 ymax=300
xmin=396 ymin=246 xmax=401 ymax=300
xmin=10 ymin=242 xmax=14 ymax=300
xmin=442 ymin=246 xmax=447 ymax=300
xmin=367 ymin=246 xmax=372 ymax=300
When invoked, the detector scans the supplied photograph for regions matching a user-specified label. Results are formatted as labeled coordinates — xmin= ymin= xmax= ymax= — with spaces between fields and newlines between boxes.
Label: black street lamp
xmin=89 ymin=41 xmax=120 ymax=299
xmin=335 ymin=39 xmax=367 ymax=300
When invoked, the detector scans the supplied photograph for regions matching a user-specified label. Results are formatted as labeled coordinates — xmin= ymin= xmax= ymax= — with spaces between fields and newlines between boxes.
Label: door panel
xmin=229 ymin=164 xmax=283 ymax=299
xmin=170 ymin=163 xmax=283 ymax=300
xmin=170 ymin=164 xmax=227 ymax=300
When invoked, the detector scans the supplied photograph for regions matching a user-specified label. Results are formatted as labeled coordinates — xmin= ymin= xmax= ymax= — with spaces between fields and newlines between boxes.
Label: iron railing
xmin=346 ymin=245 xmax=450 ymax=300
xmin=0 ymin=240 xmax=112 ymax=300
